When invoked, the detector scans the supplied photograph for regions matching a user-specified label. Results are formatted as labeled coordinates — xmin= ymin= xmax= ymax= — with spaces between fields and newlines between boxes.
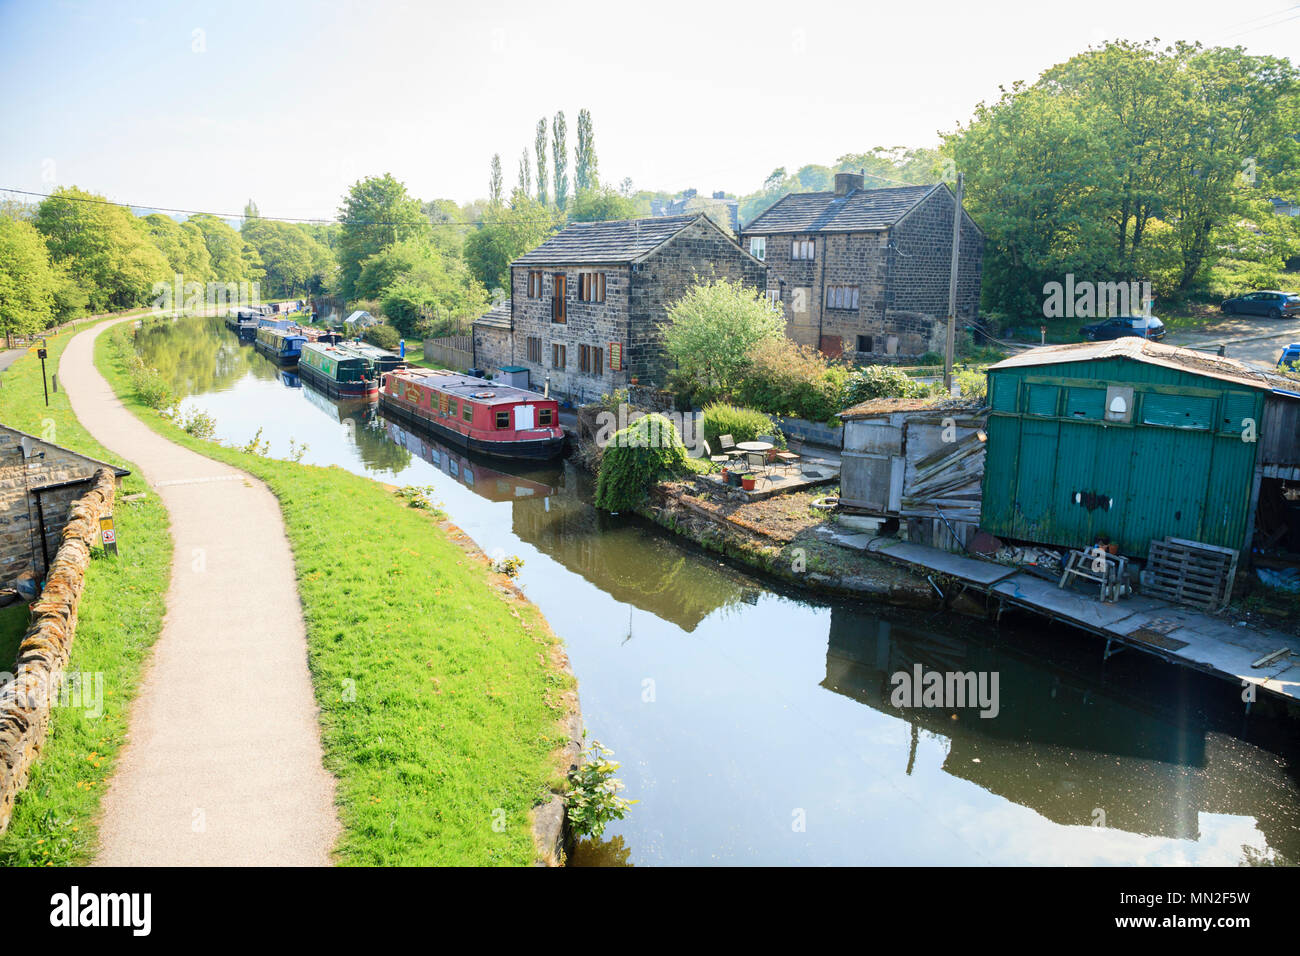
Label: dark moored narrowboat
xmin=379 ymin=368 xmax=565 ymax=460
xmin=297 ymin=341 xmax=379 ymax=399
xmin=344 ymin=340 xmax=405 ymax=373
xmin=225 ymin=306 xmax=263 ymax=339
xmin=254 ymin=325 xmax=307 ymax=365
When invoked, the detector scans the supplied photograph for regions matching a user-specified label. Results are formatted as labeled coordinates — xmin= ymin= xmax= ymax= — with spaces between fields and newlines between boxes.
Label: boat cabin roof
xmin=305 ymin=341 xmax=369 ymax=365
xmin=389 ymin=369 xmax=555 ymax=407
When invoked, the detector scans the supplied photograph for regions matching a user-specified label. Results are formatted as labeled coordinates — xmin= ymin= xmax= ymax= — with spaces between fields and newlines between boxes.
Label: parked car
xmin=1221 ymin=290 xmax=1300 ymax=318
xmin=1079 ymin=314 xmax=1166 ymax=342
xmin=1278 ymin=343 xmax=1300 ymax=369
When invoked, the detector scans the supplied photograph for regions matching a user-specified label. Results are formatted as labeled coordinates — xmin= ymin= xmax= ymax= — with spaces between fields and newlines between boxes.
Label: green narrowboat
xmin=297 ymin=341 xmax=379 ymax=399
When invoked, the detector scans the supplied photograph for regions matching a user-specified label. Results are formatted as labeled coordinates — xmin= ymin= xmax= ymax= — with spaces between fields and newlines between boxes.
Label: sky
xmin=1 ymin=0 xmax=1298 ymax=221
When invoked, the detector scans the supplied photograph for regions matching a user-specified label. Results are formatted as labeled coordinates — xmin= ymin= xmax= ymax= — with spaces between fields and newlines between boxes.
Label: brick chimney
xmin=834 ymin=172 xmax=864 ymax=196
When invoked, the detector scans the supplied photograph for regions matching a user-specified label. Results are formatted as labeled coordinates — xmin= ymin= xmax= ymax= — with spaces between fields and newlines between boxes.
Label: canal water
xmin=135 ymin=316 xmax=1300 ymax=866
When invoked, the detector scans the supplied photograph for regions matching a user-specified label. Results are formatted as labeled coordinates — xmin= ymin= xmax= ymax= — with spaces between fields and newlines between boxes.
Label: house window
xmin=578 ymin=344 xmax=604 ymax=376
xmin=792 ymin=239 xmax=815 ymax=260
xmin=527 ymin=270 xmax=544 ymax=298
xmin=577 ymin=272 xmax=606 ymax=302
xmin=461 ymin=401 xmax=475 ymax=423
xmin=856 ymin=334 xmax=873 ymax=353
xmin=552 ymin=343 xmax=566 ymax=369
xmin=495 ymin=410 xmax=510 ymax=429
xmin=765 ymin=289 xmax=782 ymax=308
xmin=749 ymin=237 xmax=766 ymax=260
xmin=552 ymin=273 xmax=567 ymax=323
xmin=527 ymin=336 xmax=542 ymax=364
xmin=826 ymin=285 xmax=860 ymax=310
xmin=538 ymin=408 xmax=554 ymax=426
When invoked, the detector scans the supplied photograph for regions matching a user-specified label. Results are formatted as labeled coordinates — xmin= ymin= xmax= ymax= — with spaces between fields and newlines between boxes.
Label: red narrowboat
xmin=379 ymin=368 xmax=566 ymax=460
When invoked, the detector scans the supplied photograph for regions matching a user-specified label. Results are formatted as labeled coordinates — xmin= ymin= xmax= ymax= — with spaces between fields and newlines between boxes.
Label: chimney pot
xmin=834 ymin=172 xmax=864 ymax=196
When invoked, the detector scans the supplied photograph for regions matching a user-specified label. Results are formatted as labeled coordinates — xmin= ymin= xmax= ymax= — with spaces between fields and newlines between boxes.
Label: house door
xmin=819 ymin=335 xmax=843 ymax=358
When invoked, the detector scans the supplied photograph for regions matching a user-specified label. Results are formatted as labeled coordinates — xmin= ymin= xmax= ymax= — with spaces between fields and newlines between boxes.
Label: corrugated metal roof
xmin=989 ymin=338 xmax=1300 ymax=395
xmin=511 ymin=215 xmax=702 ymax=266
xmin=743 ymin=184 xmax=938 ymax=234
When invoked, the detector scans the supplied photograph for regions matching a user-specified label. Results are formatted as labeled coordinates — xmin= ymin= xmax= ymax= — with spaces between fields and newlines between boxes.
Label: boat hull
xmin=379 ymin=394 xmax=566 ymax=460
xmin=297 ymin=360 xmax=378 ymax=400
xmin=254 ymin=338 xmax=301 ymax=366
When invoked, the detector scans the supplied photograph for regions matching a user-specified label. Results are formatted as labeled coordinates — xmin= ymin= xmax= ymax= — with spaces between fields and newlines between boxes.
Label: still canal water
xmin=136 ymin=316 xmax=1300 ymax=866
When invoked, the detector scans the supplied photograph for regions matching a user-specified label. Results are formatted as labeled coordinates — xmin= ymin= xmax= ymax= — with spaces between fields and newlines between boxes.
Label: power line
xmin=1223 ymin=4 xmax=1300 ymax=38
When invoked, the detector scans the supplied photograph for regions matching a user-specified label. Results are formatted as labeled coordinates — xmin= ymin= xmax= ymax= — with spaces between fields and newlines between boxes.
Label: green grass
xmin=0 ymin=317 xmax=172 ymax=867
xmin=97 ymin=326 xmax=573 ymax=865
xmin=0 ymin=605 xmax=29 ymax=674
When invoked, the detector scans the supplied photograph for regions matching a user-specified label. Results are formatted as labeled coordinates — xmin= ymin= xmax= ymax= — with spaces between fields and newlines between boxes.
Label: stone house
xmin=475 ymin=214 xmax=766 ymax=402
xmin=740 ymin=174 xmax=983 ymax=361
xmin=0 ymin=424 xmax=128 ymax=595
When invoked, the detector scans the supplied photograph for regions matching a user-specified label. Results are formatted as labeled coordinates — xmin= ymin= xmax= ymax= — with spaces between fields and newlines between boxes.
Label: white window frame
xmin=749 ymin=237 xmax=766 ymax=261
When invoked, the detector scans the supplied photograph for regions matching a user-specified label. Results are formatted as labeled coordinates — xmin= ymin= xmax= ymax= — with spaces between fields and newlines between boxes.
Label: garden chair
xmin=718 ymin=433 xmax=743 ymax=462
xmin=744 ymin=451 xmax=771 ymax=489
xmin=701 ymin=440 xmax=731 ymax=474
xmin=775 ymin=449 xmax=801 ymax=477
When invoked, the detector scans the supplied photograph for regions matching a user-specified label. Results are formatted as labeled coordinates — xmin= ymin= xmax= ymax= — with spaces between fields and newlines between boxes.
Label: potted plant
xmin=741 ymin=476 xmax=757 ymax=491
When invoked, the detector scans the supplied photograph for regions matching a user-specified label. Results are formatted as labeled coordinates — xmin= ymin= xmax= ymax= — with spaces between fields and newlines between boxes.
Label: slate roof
xmin=990 ymin=338 xmax=1300 ymax=396
xmin=473 ymin=300 xmax=512 ymax=329
xmin=511 ymin=215 xmax=704 ymax=266
xmin=743 ymin=183 xmax=941 ymax=235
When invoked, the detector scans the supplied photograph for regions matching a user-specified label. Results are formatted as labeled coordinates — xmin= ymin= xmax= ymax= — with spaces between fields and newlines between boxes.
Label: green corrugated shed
xmin=979 ymin=339 xmax=1294 ymax=557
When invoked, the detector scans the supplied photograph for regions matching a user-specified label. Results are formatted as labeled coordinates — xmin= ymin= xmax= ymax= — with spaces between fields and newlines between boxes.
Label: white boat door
xmin=514 ymin=404 xmax=535 ymax=430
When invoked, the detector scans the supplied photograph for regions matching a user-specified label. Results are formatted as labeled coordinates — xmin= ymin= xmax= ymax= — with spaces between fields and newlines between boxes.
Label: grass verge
xmin=0 ymin=317 xmax=172 ymax=866
xmin=97 ymin=324 xmax=574 ymax=865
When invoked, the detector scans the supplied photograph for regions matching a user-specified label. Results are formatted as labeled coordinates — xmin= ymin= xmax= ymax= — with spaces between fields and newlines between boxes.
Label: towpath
xmin=61 ymin=319 xmax=338 ymax=866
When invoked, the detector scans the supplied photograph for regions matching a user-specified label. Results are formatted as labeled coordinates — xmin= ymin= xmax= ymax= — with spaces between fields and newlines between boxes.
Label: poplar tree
xmin=552 ymin=111 xmax=569 ymax=212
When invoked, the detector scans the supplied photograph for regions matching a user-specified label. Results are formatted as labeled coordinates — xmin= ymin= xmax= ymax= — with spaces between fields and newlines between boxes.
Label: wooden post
xmin=943 ymin=173 xmax=964 ymax=394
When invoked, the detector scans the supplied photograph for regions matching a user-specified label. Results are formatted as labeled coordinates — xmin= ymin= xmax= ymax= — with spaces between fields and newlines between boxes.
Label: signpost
xmin=99 ymin=514 xmax=118 ymax=556
xmin=37 ymin=346 xmax=48 ymax=406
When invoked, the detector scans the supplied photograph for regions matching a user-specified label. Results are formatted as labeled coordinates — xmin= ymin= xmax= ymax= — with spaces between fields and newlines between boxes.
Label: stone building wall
xmin=472 ymin=323 xmax=514 ymax=379
xmin=0 ymin=426 xmax=122 ymax=591
xmin=888 ymin=187 xmax=983 ymax=334
xmin=625 ymin=219 xmax=766 ymax=385
xmin=509 ymin=265 xmax=633 ymax=404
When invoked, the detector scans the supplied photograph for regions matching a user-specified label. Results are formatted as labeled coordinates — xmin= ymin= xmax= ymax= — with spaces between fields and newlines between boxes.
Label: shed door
xmin=514 ymin=405 xmax=535 ymax=430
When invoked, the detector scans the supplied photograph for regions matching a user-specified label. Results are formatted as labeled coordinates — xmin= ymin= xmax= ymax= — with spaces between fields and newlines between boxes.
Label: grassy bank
xmin=97 ymin=325 xmax=574 ymax=865
xmin=0 ymin=319 xmax=172 ymax=866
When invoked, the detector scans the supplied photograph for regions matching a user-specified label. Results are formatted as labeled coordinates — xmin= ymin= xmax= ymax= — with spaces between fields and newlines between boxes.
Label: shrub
xmin=954 ymin=368 xmax=988 ymax=402
xmin=732 ymin=338 xmax=849 ymax=422
xmin=130 ymin=364 xmax=175 ymax=410
xmin=179 ymin=407 xmax=216 ymax=439
xmin=566 ymin=741 xmax=636 ymax=840
xmin=699 ymin=402 xmax=779 ymax=450
xmin=842 ymin=365 xmax=932 ymax=405
xmin=363 ymin=323 xmax=401 ymax=350
xmin=594 ymin=413 xmax=690 ymax=512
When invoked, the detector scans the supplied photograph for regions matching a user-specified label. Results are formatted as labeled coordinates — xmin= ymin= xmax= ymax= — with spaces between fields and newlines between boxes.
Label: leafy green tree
xmin=187 ymin=212 xmax=260 ymax=284
xmin=489 ymin=153 xmax=504 ymax=206
xmin=535 ymin=118 xmax=549 ymax=206
xmin=575 ymin=108 xmax=598 ymax=193
xmin=463 ymin=196 xmax=561 ymax=294
xmin=660 ymin=278 xmax=785 ymax=402
xmin=0 ymin=216 xmax=57 ymax=339
xmin=143 ymin=213 xmax=214 ymax=283
xmin=568 ymin=186 xmax=637 ymax=222
xmin=33 ymin=187 xmax=170 ymax=311
xmin=336 ymin=174 xmax=430 ymax=299
xmin=242 ymin=218 xmax=332 ymax=295
xmin=517 ymin=150 xmax=532 ymax=200
xmin=552 ymin=112 xmax=569 ymax=212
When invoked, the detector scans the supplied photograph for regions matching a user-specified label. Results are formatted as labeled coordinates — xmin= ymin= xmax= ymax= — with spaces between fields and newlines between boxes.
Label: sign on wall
xmin=609 ymin=342 xmax=623 ymax=372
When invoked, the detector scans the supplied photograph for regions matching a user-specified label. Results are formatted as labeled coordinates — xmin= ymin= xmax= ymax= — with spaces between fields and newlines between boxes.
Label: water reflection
xmin=130 ymin=318 xmax=1300 ymax=865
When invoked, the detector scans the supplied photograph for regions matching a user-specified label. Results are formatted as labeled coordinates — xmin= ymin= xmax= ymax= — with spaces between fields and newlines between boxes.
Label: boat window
xmin=462 ymin=401 xmax=475 ymax=423
xmin=495 ymin=410 xmax=509 ymax=429
xmin=538 ymin=408 xmax=553 ymax=426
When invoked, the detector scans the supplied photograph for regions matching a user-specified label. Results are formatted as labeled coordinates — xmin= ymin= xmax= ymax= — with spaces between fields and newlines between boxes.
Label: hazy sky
xmin=1 ymin=0 xmax=1297 ymax=220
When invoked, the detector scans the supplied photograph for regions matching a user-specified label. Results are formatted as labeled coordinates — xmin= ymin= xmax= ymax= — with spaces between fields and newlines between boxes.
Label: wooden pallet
xmin=1141 ymin=537 xmax=1237 ymax=610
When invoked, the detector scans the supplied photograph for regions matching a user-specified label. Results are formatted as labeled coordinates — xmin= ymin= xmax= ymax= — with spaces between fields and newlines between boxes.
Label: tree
xmin=336 ymin=174 xmax=429 ymax=299
xmin=552 ymin=111 xmax=569 ymax=212
xmin=33 ymin=187 xmax=170 ymax=311
xmin=569 ymin=186 xmax=637 ymax=223
xmin=535 ymin=118 xmax=549 ymax=206
xmin=242 ymin=218 xmax=333 ymax=295
xmin=660 ymin=278 xmax=785 ymax=401
xmin=143 ymin=213 xmax=214 ymax=283
xmin=243 ymin=199 xmax=260 ymax=220
xmin=463 ymin=197 xmax=561 ymax=293
xmin=188 ymin=213 xmax=261 ymax=285
xmin=0 ymin=216 xmax=57 ymax=340
xmin=364 ymin=238 xmax=489 ymax=336
xmin=489 ymin=153 xmax=503 ymax=206
xmin=575 ymin=108 xmax=598 ymax=193
xmin=517 ymin=150 xmax=532 ymax=200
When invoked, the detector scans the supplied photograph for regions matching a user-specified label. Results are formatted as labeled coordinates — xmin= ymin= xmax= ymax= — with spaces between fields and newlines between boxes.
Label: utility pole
xmin=943 ymin=172 xmax=964 ymax=394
